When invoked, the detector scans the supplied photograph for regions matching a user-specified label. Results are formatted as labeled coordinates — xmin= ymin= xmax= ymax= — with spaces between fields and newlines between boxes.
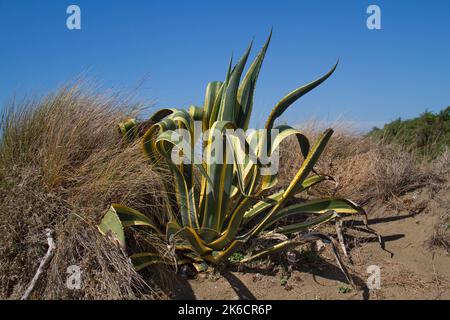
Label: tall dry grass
xmin=279 ymin=126 xmax=449 ymax=251
xmin=278 ymin=126 xmax=449 ymax=210
xmin=0 ymin=86 xmax=173 ymax=299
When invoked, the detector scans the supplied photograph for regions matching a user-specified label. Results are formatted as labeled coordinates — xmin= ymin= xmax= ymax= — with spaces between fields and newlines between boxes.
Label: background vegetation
xmin=368 ymin=107 xmax=450 ymax=159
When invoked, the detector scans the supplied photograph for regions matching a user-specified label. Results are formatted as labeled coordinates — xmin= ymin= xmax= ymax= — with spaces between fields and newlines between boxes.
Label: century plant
xmin=99 ymin=33 xmax=376 ymax=281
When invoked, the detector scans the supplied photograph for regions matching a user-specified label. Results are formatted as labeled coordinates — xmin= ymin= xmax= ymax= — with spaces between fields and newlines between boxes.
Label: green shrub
xmin=368 ymin=107 xmax=450 ymax=159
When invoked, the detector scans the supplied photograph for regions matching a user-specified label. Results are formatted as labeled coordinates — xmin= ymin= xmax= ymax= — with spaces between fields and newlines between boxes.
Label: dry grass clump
xmin=279 ymin=126 xmax=450 ymax=252
xmin=427 ymin=151 xmax=450 ymax=252
xmin=278 ymin=127 xmax=448 ymax=211
xmin=0 ymin=86 xmax=173 ymax=299
xmin=429 ymin=210 xmax=450 ymax=252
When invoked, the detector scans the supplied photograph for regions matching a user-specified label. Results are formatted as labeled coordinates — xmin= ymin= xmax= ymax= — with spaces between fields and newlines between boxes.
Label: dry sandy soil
xmin=170 ymin=185 xmax=450 ymax=300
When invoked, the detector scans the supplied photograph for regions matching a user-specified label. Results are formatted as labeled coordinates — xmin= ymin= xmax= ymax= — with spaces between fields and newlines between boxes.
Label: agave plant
xmin=99 ymin=33 xmax=377 ymax=281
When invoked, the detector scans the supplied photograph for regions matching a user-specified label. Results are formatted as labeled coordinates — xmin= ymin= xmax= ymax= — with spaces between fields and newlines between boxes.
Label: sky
xmin=1 ymin=0 xmax=449 ymax=131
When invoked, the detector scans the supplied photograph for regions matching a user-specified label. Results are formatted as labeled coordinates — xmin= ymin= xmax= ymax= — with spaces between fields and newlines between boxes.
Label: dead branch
xmin=21 ymin=228 xmax=55 ymax=300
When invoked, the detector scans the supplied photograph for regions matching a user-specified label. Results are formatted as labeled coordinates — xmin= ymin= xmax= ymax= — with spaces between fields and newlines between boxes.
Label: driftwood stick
xmin=21 ymin=228 xmax=55 ymax=300
xmin=335 ymin=219 xmax=349 ymax=259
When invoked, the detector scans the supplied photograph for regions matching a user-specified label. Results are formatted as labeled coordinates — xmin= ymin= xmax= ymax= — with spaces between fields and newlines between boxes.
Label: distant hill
xmin=368 ymin=107 xmax=450 ymax=158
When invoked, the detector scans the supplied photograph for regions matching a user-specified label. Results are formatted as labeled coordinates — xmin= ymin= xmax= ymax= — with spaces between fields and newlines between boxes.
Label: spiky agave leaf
xmin=98 ymin=33 xmax=379 ymax=285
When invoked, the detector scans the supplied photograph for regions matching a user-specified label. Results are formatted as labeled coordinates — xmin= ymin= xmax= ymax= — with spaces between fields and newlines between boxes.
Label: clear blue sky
xmin=1 ymin=0 xmax=449 ymax=131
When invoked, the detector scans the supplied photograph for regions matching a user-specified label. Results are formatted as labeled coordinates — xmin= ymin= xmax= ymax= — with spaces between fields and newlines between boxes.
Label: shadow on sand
xmin=163 ymin=213 xmax=412 ymax=300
